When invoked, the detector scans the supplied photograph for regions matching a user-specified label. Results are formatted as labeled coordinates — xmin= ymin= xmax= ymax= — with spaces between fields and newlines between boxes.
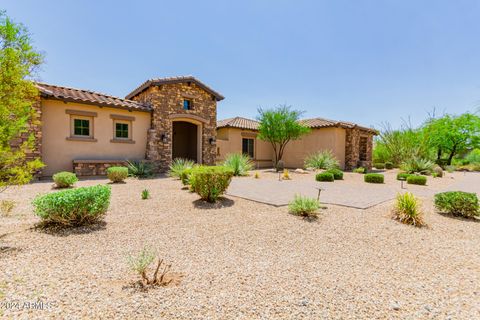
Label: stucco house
xmin=216 ymin=117 xmax=377 ymax=170
xmin=20 ymin=76 xmax=223 ymax=176
xmin=16 ymin=75 xmax=375 ymax=177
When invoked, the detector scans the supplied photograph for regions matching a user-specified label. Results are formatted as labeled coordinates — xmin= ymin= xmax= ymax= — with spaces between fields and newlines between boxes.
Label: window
xmin=183 ymin=99 xmax=192 ymax=110
xmin=242 ymin=138 xmax=254 ymax=158
xmin=73 ymin=118 xmax=90 ymax=137
xmin=359 ymin=137 xmax=368 ymax=161
xmin=115 ymin=122 xmax=129 ymax=139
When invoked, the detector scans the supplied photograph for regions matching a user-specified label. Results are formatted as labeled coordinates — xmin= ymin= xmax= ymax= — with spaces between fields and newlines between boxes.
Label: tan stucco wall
xmin=282 ymin=127 xmax=346 ymax=169
xmin=216 ymin=127 xmax=347 ymax=169
xmin=216 ymin=128 xmax=274 ymax=168
xmin=41 ymin=99 xmax=151 ymax=176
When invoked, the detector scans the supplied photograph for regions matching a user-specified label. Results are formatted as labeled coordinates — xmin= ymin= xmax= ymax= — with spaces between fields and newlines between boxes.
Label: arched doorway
xmin=172 ymin=121 xmax=199 ymax=162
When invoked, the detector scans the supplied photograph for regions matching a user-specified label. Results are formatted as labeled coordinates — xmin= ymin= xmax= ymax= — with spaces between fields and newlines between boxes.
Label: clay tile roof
xmin=300 ymin=117 xmax=377 ymax=134
xmin=217 ymin=117 xmax=260 ymax=130
xmin=35 ymin=82 xmax=151 ymax=112
xmin=125 ymin=75 xmax=225 ymax=101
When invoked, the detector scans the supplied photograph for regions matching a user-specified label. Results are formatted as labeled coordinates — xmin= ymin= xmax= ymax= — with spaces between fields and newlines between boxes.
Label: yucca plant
xmin=168 ymin=158 xmax=195 ymax=179
xmin=223 ymin=153 xmax=254 ymax=176
xmin=304 ymin=150 xmax=339 ymax=170
xmin=141 ymin=189 xmax=150 ymax=200
xmin=393 ymin=192 xmax=425 ymax=227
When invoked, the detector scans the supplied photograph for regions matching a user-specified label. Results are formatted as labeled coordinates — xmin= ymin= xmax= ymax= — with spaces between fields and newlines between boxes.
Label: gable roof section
xmin=35 ymin=82 xmax=151 ymax=112
xmin=217 ymin=117 xmax=260 ymax=130
xmin=217 ymin=116 xmax=377 ymax=134
xmin=125 ymin=75 xmax=225 ymax=101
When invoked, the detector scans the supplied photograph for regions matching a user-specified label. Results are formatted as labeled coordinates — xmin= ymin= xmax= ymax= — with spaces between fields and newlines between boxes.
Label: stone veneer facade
xmin=9 ymin=98 xmax=43 ymax=176
xmin=73 ymin=160 xmax=128 ymax=176
xmin=344 ymin=128 xmax=374 ymax=170
xmin=131 ymin=82 xmax=217 ymax=172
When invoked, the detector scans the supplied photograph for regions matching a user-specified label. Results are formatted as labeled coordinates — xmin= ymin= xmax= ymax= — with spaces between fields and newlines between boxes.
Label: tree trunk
xmin=447 ymin=145 xmax=457 ymax=165
xmin=437 ymin=148 xmax=442 ymax=161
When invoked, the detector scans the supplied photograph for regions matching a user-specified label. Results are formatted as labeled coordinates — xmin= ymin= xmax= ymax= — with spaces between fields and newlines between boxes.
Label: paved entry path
xmin=226 ymin=172 xmax=480 ymax=209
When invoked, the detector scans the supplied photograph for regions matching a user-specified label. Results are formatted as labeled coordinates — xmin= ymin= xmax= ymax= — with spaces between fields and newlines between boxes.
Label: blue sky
xmin=3 ymin=0 xmax=480 ymax=128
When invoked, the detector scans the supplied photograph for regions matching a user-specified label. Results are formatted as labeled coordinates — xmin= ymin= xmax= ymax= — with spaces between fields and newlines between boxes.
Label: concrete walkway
xmin=226 ymin=172 xmax=480 ymax=209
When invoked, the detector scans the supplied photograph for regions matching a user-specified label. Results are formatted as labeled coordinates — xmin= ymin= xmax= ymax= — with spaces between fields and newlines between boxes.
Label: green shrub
xmin=52 ymin=171 xmax=78 ymax=188
xmin=385 ymin=162 xmax=394 ymax=169
xmin=127 ymin=160 xmax=154 ymax=178
xmin=107 ymin=166 xmax=128 ymax=183
xmin=433 ymin=165 xmax=443 ymax=178
xmin=180 ymin=168 xmax=193 ymax=186
xmin=457 ymin=164 xmax=480 ymax=172
xmin=364 ymin=173 xmax=384 ymax=183
xmin=407 ymin=175 xmax=427 ymax=185
xmin=168 ymin=158 xmax=195 ymax=179
xmin=223 ymin=153 xmax=254 ymax=176
xmin=373 ymin=163 xmax=385 ymax=169
xmin=393 ymin=192 xmax=425 ymax=227
xmin=464 ymin=149 xmax=480 ymax=164
xmin=315 ymin=172 xmax=334 ymax=182
xmin=288 ymin=195 xmax=320 ymax=218
xmin=396 ymin=173 xmax=411 ymax=181
xmin=353 ymin=167 xmax=366 ymax=174
xmin=304 ymin=150 xmax=339 ymax=170
xmin=141 ymin=189 xmax=150 ymax=200
xmin=189 ymin=166 xmax=234 ymax=202
xmin=33 ymin=185 xmax=111 ymax=226
xmin=434 ymin=191 xmax=479 ymax=218
xmin=401 ymin=157 xmax=434 ymax=174
xmin=325 ymin=168 xmax=343 ymax=180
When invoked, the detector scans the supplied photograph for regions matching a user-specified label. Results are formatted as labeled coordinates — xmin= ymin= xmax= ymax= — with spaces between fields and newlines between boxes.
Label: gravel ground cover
xmin=227 ymin=169 xmax=467 ymax=208
xmin=0 ymin=174 xmax=479 ymax=319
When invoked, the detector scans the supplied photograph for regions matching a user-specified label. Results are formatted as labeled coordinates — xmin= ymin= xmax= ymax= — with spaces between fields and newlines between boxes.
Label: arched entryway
xmin=172 ymin=121 xmax=200 ymax=162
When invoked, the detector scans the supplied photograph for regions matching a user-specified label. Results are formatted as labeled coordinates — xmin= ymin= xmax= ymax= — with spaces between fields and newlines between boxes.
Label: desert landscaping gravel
xmin=0 ymin=172 xmax=479 ymax=319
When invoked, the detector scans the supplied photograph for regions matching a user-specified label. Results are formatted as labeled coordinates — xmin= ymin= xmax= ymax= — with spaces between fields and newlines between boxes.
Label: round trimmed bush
xmin=407 ymin=175 xmax=427 ymax=185
xmin=315 ymin=172 xmax=334 ymax=182
xmin=373 ymin=163 xmax=385 ymax=169
xmin=353 ymin=167 xmax=366 ymax=174
xmin=53 ymin=171 xmax=78 ymax=188
xmin=33 ymin=184 xmax=111 ymax=226
xmin=385 ymin=162 xmax=394 ymax=169
xmin=325 ymin=168 xmax=343 ymax=180
xmin=106 ymin=166 xmax=128 ymax=183
xmin=189 ymin=166 xmax=234 ymax=202
xmin=364 ymin=173 xmax=384 ymax=183
xmin=434 ymin=191 xmax=479 ymax=218
xmin=396 ymin=173 xmax=411 ymax=181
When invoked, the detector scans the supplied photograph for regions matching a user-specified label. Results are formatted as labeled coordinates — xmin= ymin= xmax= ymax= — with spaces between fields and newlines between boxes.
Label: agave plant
xmin=304 ymin=150 xmax=339 ymax=170
xmin=126 ymin=160 xmax=154 ymax=178
xmin=400 ymin=157 xmax=434 ymax=174
xmin=168 ymin=158 xmax=195 ymax=179
xmin=223 ymin=153 xmax=254 ymax=176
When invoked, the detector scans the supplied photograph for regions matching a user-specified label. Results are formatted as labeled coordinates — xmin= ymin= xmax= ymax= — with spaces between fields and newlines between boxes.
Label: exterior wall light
xmin=161 ymin=133 xmax=168 ymax=143
xmin=209 ymin=137 xmax=216 ymax=145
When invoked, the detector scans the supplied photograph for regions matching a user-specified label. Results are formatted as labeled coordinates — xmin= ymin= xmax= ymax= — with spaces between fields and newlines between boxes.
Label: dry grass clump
xmin=127 ymin=247 xmax=173 ymax=288
xmin=392 ymin=192 xmax=425 ymax=227
xmin=288 ymin=195 xmax=320 ymax=219
xmin=0 ymin=200 xmax=15 ymax=216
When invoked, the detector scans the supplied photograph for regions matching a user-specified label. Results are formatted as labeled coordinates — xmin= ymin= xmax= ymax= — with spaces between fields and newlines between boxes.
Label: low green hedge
xmin=373 ymin=163 xmax=385 ymax=169
xmin=396 ymin=173 xmax=411 ymax=181
xmin=315 ymin=172 xmax=334 ymax=182
xmin=189 ymin=166 xmax=234 ymax=202
xmin=107 ymin=166 xmax=128 ymax=183
xmin=33 ymin=184 xmax=111 ymax=226
xmin=385 ymin=162 xmax=394 ymax=169
xmin=434 ymin=191 xmax=479 ymax=218
xmin=52 ymin=171 xmax=78 ymax=188
xmin=325 ymin=168 xmax=343 ymax=180
xmin=364 ymin=173 xmax=384 ymax=183
xmin=407 ymin=175 xmax=427 ymax=185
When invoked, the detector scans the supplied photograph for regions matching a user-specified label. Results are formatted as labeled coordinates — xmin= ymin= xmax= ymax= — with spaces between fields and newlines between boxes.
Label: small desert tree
xmin=257 ymin=105 xmax=310 ymax=168
xmin=423 ymin=113 xmax=480 ymax=165
xmin=0 ymin=11 xmax=44 ymax=192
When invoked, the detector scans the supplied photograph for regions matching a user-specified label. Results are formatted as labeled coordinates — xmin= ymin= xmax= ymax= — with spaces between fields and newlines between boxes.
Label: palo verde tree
xmin=0 ymin=11 xmax=44 ymax=192
xmin=423 ymin=112 xmax=480 ymax=165
xmin=257 ymin=105 xmax=310 ymax=169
